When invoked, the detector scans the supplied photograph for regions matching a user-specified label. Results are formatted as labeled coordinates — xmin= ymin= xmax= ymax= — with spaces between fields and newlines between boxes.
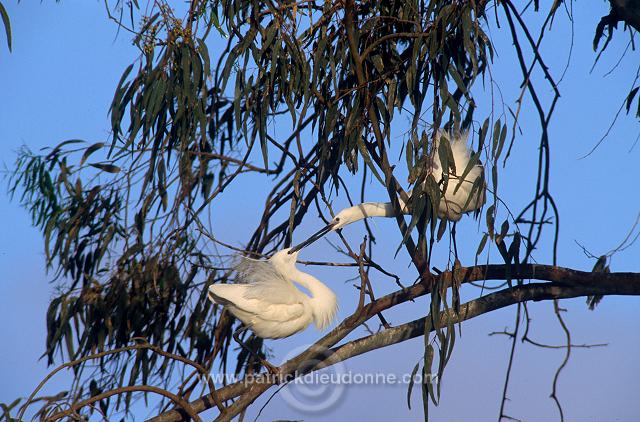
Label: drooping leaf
xmin=0 ymin=2 xmax=11 ymax=51
xmin=89 ymin=163 xmax=121 ymax=173
xmin=407 ymin=361 xmax=421 ymax=410
xmin=80 ymin=143 xmax=105 ymax=166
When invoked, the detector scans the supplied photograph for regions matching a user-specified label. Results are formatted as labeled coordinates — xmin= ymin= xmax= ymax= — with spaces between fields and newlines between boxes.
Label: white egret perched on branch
xmin=290 ymin=132 xmax=485 ymax=252
xmin=208 ymin=248 xmax=337 ymax=370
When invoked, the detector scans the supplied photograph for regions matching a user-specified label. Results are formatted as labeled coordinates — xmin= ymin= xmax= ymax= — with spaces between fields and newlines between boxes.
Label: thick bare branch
xmin=319 ymin=279 xmax=640 ymax=366
xmin=149 ymin=263 xmax=640 ymax=422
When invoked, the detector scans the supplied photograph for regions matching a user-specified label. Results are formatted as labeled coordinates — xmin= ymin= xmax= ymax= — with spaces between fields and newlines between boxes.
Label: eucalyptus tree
xmin=6 ymin=1 xmax=640 ymax=421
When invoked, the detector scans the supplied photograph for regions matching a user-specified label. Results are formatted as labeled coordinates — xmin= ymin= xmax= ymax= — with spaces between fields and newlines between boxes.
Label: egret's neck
xmin=292 ymin=268 xmax=337 ymax=330
xmin=351 ymin=201 xmax=408 ymax=218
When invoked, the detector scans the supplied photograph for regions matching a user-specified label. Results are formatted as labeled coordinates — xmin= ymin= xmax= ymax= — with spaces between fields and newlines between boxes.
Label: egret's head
xmin=273 ymin=248 xmax=299 ymax=264
xmin=289 ymin=206 xmax=371 ymax=253
xmin=331 ymin=207 xmax=362 ymax=230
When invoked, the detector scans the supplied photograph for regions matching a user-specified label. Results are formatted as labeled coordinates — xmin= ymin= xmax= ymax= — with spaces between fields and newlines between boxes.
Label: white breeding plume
xmin=208 ymin=248 xmax=337 ymax=339
xmin=290 ymin=132 xmax=485 ymax=252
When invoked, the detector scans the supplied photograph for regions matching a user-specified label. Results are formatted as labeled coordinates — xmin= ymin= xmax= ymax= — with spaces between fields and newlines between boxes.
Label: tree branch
xmin=149 ymin=263 xmax=640 ymax=422
xmin=316 ymin=279 xmax=640 ymax=368
xmin=49 ymin=385 xmax=201 ymax=422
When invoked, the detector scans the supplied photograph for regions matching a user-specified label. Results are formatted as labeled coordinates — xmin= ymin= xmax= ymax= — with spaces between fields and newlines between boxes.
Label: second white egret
xmin=290 ymin=132 xmax=485 ymax=252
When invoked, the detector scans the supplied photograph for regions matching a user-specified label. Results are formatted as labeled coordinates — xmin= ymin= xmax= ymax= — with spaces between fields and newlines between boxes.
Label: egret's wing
xmin=234 ymin=256 xmax=282 ymax=284
xmin=234 ymin=255 xmax=302 ymax=305
xmin=209 ymin=284 xmax=305 ymax=323
xmin=248 ymin=301 xmax=306 ymax=323
xmin=448 ymin=137 xmax=485 ymax=213
xmin=432 ymin=132 xmax=485 ymax=217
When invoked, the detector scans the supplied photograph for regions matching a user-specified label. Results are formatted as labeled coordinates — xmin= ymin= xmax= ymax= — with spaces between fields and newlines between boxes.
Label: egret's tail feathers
xmin=208 ymin=284 xmax=243 ymax=306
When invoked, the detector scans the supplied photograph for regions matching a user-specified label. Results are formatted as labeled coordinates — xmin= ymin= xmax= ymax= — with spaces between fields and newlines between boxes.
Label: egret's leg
xmin=232 ymin=327 xmax=279 ymax=375
xmin=452 ymin=222 xmax=459 ymax=258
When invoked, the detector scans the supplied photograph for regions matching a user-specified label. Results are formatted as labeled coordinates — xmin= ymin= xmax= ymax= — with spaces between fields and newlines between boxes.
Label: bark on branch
xmin=148 ymin=263 xmax=640 ymax=422
xmin=319 ymin=279 xmax=640 ymax=367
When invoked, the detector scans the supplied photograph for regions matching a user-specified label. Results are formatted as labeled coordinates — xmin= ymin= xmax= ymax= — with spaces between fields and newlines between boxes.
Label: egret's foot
xmin=261 ymin=359 xmax=280 ymax=376
xmin=233 ymin=327 xmax=280 ymax=376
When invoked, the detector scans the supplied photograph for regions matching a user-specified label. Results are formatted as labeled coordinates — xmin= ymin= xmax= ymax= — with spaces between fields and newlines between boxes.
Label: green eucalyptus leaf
xmin=80 ymin=143 xmax=105 ymax=166
xmin=407 ymin=361 xmax=421 ymax=410
xmin=0 ymin=2 xmax=11 ymax=51
xmin=89 ymin=163 xmax=121 ymax=174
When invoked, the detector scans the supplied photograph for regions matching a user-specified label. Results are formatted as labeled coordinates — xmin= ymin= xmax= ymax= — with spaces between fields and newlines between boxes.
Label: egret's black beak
xmin=289 ymin=222 xmax=337 ymax=253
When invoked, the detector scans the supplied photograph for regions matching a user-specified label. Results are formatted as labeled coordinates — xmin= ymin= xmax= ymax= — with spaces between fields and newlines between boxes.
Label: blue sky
xmin=1 ymin=1 xmax=639 ymax=421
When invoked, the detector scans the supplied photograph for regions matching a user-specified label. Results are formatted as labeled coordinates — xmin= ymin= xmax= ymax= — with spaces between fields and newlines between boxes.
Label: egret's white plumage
xmin=428 ymin=132 xmax=485 ymax=221
xmin=291 ymin=132 xmax=485 ymax=252
xmin=208 ymin=248 xmax=337 ymax=339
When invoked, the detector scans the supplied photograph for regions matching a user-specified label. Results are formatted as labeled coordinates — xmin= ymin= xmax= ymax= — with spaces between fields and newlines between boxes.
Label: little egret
xmin=290 ymin=132 xmax=485 ymax=252
xmin=208 ymin=248 xmax=338 ymax=340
